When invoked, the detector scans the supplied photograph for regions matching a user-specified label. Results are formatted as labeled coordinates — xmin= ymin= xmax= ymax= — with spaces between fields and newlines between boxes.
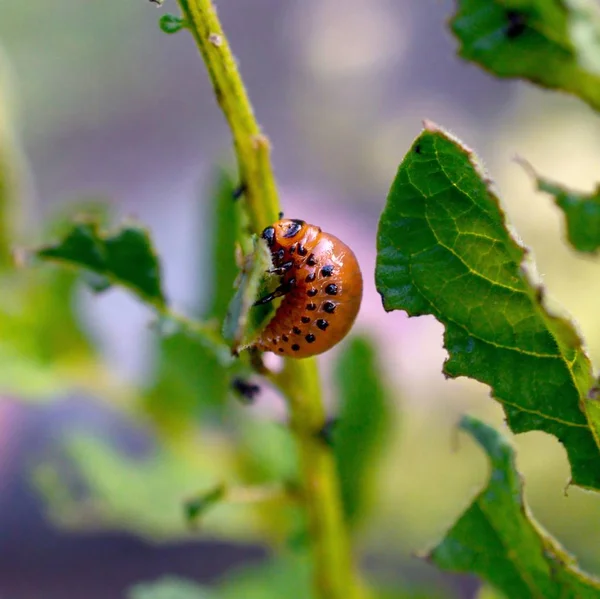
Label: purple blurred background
xmin=2 ymin=0 xmax=600 ymax=597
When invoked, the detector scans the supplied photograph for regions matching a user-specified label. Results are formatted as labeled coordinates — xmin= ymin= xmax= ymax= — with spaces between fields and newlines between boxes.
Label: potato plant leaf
xmin=450 ymin=0 xmax=600 ymax=113
xmin=36 ymin=219 xmax=166 ymax=307
xmin=376 ymin=123 xmax=600 ymax=490
xmin=334 ymin=335 xmax=391 ymax=529
xmin=222 ymin=237 xmax=275 ymax=354
xmin=428 ymin=416 xmax=600 ymax=598
xmin=520 ymin=160 xmax=600 ymax=253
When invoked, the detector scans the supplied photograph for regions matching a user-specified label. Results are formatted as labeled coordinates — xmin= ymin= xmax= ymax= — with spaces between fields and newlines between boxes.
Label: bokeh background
xmin=1 ymin=0 xmax=600 ymax=598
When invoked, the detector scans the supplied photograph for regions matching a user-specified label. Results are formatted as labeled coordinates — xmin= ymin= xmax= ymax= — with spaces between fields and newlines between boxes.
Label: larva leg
xmin=253 ymin=277 xmax=295 ymax=306
xmin=268 ymin=261 xmax=294 ymax=276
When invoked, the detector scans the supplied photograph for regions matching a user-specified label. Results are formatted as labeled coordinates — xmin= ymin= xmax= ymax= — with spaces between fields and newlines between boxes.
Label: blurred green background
xmin=1 ymin=0 xmax=600 ymax=598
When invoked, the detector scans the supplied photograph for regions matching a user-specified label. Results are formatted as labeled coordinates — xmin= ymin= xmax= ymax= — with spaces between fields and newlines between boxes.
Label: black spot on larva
xmin=262 ymin=226 xmax=275 ymax=246
xmin=323 ymin=301 xmax=336 ymax=313
xmin=283 ymin=220 xmax=305 ymax=238
xmin=321 ymin=265 xmax=334 ymax=277
xmin=306 ymin=303 xmax=317 ymax=311
xmin=289 ymin=244 xmax=297 ymax=254
xmin=305 ymin=272 xmax=316 ymax=283
xmin=307 ymin=254 xmax=317 ymax=266
xmin=293 ymin=326 xmax=302 ymax=335
xmin=305 ymin=334 xmax=316 ymax=343
xmin=278 ymin=348 xmax=284 ymax=353
xmin=414 ymin=144 xmax=421 ymax=154
xmin=275 ymin=248 xmax=285 ymax=262
xmin=291 ymin=344 xmax=300 ymax=351
xmin=271 ymin=339 xmax=276 ymax=344
xmin=325 ymin=283 xmax=338 ymax=295
xmin=301 ymin=316 xmax=310 ymax=324
xmin=505 ymin=9 xmax=527 ymax=38
xmin=282 ymin=335 xmax=289 ymax=342
xmin=298 ymin=244 xmax=308 ymax=256
xmin=316 ymin=319 xmax=329 ymax=331
xmin=307 ymin=289 xmax=318 ymax=297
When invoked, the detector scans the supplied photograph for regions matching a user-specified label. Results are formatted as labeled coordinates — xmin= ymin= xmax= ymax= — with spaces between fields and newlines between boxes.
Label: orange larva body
xmin=255 ymin=219 xmax=363 ymax=358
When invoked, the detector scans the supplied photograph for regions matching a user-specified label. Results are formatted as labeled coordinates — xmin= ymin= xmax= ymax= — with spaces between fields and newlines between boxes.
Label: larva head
xmin=261 ymin=218 xmax=315 ymax=250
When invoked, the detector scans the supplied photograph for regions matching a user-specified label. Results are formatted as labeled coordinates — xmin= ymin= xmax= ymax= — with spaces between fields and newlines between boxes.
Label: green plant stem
xmin=176 ymin=1 xmax=359 ymax=597
xmin=177 ymin=0 xmax=279 ymax=233
xmin=273 ymin=360 xmax=358 ymax=599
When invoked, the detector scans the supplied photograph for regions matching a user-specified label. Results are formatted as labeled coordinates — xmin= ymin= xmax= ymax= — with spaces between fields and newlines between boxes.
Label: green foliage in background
xmin=2 ymin=0 xmax=600 ymax=598
xmin=37 ymin=219 xmax=166 ymax=307
xmin=429 ymin=416 xmax=600 ymax=598
xmin=144 ymin=171 xmax=242 ymax=430
xmin=451 ymin=0 xmax=600 ymax=112
xmin=0 ymin=87 xmax=105 ymax=399
xmin=333 ymin=336 xmax=391 ymax=529
xmin=129 ymin=577 xmax=214 ymax=599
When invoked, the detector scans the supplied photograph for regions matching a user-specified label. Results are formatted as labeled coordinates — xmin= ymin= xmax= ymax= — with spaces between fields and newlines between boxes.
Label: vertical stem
xmin=276 ymin=359 xmax=357 ymax=599
xmin=175 ymin=1 xmax=359 ymax=597
xmin=177 ymin=0 xmax=279 ymax=233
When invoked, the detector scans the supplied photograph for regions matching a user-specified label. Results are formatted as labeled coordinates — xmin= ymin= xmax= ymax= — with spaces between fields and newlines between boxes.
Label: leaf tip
xmin=422 ymin=119 xmax=440 ymax=133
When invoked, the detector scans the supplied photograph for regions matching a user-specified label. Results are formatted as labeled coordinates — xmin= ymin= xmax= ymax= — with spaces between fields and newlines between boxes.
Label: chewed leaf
xmin=428 ymin=416 xmax=600 ymax=598
xmin=36 ymin=219 xmax=166 ymax=307
xmin=222 ymin=237 xmax=276 ymax=353
xmin=375 ymin=123 xmax=600 ymax=490
xmin=519 ymin=159 xmax=600 ymax=254
xmin=450 ymin=0 xmax=600 ymax=113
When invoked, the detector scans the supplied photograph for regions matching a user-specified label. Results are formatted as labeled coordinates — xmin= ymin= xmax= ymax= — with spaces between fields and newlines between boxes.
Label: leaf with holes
xmin=376 ymin=122 xmax=600 ymax=491
xmin=36 ymin=219 xmax=165 ymax=307
xmin=428 ymin=416 xmax=600 ymax=598
xmin=450 ymin=0 xmax=600 ymax=113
